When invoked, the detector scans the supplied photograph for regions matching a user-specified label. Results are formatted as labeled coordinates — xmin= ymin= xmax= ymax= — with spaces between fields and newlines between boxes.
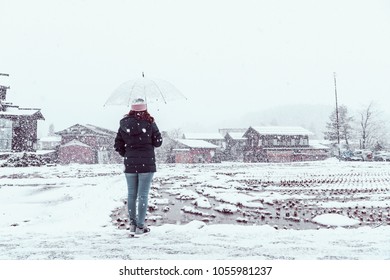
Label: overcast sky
xmin=1 ymin=0 xmax=389 ymax=136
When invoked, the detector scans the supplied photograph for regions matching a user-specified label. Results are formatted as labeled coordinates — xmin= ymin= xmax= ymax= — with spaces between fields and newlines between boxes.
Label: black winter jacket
xmin=114 ymin=116 xmax=162 ymax=173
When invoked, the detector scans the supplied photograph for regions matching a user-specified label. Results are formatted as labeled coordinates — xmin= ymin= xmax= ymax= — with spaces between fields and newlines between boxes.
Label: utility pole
xmin=333 ymin=72 xmax=341 ymax=160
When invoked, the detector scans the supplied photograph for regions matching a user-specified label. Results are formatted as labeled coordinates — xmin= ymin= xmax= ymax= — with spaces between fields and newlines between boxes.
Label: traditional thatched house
xmin=0 ymin=80 xmax=44 ymax=152
xmin=56 ymin=124 xmax=121 ymax=164
xmin=243 ymin=126 xmax=329 ymax=162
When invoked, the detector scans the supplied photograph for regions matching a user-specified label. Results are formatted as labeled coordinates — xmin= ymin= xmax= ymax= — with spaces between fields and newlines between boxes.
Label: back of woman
xmin=114 ymin=98 xmax=163 ymax=237
xmin=115 ymin=110 xmax=162 ymax=173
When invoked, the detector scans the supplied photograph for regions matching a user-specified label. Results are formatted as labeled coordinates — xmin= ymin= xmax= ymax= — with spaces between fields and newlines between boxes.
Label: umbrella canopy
xmin=104 ymin=74 xmax=186 ymax=106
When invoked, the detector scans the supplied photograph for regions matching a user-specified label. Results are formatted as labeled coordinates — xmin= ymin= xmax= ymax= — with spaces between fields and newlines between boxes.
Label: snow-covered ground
xmin=0 ymin=159 xmax=389 ymax=260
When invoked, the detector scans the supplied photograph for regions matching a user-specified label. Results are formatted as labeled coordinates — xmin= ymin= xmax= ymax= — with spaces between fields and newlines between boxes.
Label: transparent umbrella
xmin=104 ymin=73 xmax=186 ymax=106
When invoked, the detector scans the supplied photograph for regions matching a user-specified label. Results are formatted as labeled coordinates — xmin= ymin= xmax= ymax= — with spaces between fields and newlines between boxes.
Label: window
xmin=0 ymin=119 xmax=12 ymax=151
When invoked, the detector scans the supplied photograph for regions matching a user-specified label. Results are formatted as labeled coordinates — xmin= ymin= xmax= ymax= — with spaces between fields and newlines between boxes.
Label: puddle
xmin=111 ymin=180 xmax=390 ymax=231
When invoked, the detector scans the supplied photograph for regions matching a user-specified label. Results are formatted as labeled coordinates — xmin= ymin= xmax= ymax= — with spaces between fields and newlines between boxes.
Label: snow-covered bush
xmin=0 ymin=153 xmax=54 ymax=167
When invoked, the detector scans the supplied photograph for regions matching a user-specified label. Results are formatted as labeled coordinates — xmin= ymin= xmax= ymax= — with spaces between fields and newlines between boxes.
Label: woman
xmin=114 ymin=98 xmax=163 ymax=237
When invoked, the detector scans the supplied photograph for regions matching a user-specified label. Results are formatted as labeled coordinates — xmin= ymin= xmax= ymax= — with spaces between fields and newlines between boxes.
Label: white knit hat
xmin=131 ymin=98 xmax=147 ymax=111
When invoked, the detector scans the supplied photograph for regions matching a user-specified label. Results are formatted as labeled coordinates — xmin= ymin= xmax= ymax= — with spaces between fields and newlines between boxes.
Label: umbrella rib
xmin=149 ymin=79 xmax=167 ymax=104
xmin=127 ymin=80 xmax=139 ymax=106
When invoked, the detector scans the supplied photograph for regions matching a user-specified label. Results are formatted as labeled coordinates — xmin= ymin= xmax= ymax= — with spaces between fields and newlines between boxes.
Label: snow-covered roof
xmin=56 ymin=124 xmax=114 ymax=137
xmin=251 ymin=126 xmax=314 ymax=136
xmin=219 ymin=128 xmax=247 ymax=137
xmin=35 ymin=150 xmax=57 ymax=155
xmin=39 ymin=136 xmax=62 ymax=142
xmin=84 ymin=124 xmax=115 ymax=136
xmin=172 ymin=148 xmax=191 ymax=152
xmin=227 ymin=132 xmax=246 ymax=140
xmin=61 ymin=140 xmax=91 ymax=148
xmin=184 ymin=133 xmax=224 ymax=140
xmin=309 ymin=140 xmax=331 ymax=149
xmin=0 ymin=106 xmax=44 ymax=119
xmin=176 ymin=139 xmax=218 ymax=149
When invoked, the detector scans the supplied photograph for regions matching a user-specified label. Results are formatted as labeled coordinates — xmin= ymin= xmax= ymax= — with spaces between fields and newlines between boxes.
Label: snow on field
xmin=312 ymin=214 xmax=360 ymax=227
xmin=0 ymin=160 xmax=390 ymax=260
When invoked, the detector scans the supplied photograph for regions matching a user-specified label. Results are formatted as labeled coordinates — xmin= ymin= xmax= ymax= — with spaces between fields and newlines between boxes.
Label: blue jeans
xmin=125 ymin=172 xmax=154 ymax=228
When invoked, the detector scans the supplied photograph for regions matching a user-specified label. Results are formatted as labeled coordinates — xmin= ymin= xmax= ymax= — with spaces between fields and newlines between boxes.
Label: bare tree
xmin=357 ymin=102 xmax=387 ymax=150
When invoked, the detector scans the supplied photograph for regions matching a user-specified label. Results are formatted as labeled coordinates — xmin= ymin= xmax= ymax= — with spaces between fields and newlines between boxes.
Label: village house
xmin=0 ymin=78 xmax=44 ymax=152
xmin=243 ymin=126 xmax=329 ymax=162
xmin=55 ymin=124 xmax=121 ymax=164
xmin=219 ymin=128 xmax=247 ymax=161
xmin=183 ymin=132 xmax=225 ymax=150
xmin=172 ymin=139 xmax=219 ymax=163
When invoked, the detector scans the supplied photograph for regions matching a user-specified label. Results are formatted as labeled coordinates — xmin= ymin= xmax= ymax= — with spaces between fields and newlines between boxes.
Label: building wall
xmin=58 ymin=145 xmax=96 ymax=164
xmin=224 ymin=135 xmax=245 ymax=161
xmin=265 ymin=150 xmax=294 ymax=162
xmin=11 ymin=117 xmax=38 ymax=152
xmin=57 ymin=125 xmax=120 ymax=164
xmin=174 ymin=148 xmax=216 ymax=163
xmin=245 ymin=132 xmax=310 ymax=149
xmin=243 ymin=127 xmax=320 ymax=162
xmin=292 ymin=149 xmax=329 ymax=161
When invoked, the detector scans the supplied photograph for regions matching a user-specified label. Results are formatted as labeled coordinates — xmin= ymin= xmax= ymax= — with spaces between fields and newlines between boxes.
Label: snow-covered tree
xmin=324 ymin=105 xmax=354 ymax=149
xmin=48 ymin=124 xmax=55 ymax=136
xmin=155 ymin=128 xmax=183 ymax=163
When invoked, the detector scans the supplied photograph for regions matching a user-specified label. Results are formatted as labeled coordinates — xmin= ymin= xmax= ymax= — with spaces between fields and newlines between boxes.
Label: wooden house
xmin=243 ymin=126 xmax=329 ymax=162
xmin=0 ymin=82 xmax=44 ymax=152
xmin=219 ymin=128 xmax=247 ymax=161
xmin=172 ymin=139 xmax=219 ymax=163
xmin=223 ymin=131 xmax=247 ymax=161
xmin=56 ymin=124 xmax=121 ymax=164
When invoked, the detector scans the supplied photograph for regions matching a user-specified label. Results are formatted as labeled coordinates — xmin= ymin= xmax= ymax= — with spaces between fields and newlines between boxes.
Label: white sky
xmin=1 ymin=0 xmax=389 ymax=136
